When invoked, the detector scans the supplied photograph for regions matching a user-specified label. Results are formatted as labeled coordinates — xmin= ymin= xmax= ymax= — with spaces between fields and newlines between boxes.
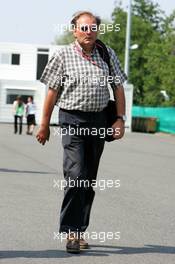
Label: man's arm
xmin=112 ymin=84 xmax=126 ymax=139
xmin=36 ymin=88 xmax=59 ymax=145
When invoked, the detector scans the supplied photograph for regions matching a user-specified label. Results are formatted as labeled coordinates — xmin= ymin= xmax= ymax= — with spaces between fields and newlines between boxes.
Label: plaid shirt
xmin=40 ymin=40 xmax=127 ymax=112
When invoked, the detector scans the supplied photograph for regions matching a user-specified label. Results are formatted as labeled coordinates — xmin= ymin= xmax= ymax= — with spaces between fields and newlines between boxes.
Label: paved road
xmin=0 ymin=124 xmax=175 ymax=264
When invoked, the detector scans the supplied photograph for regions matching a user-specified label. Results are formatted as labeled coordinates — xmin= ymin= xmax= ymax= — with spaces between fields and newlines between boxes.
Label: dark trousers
xmin=14 ymin=115 xmax=23 ymax=134
xmin=59 ymin=108 xmax=106 ymax=233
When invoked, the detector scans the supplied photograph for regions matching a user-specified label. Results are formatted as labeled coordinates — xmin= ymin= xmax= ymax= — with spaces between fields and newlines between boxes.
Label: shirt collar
xmin=74 ymin=40 xmax=96 ymax=56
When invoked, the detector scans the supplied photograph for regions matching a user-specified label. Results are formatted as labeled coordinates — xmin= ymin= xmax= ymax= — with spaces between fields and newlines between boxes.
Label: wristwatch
xmin=117 ymin=115 xmax=127 ymax=122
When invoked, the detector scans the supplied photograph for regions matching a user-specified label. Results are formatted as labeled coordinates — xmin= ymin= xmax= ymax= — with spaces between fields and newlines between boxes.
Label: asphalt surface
xmin=0 ymin=123 xmax=175 ymax=264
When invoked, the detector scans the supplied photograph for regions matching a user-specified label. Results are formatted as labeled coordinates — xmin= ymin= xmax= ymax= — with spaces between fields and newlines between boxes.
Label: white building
xmin=0 ymin=42 xmax=133 ymax=131
xmin=0 ymin=42 xmax=63 ymax=124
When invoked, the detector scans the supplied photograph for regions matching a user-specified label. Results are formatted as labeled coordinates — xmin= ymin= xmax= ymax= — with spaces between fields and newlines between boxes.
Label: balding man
xmin=36 ymin=11 xmax=127 ymax=253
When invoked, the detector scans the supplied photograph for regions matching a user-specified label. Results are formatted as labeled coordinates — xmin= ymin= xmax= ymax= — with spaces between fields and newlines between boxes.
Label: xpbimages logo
xmin=53 ymin=126 xmax=121 ymax=139
xmin=57 ymin=74 xmax=121 ymax=86
xmin=53 ymin=178 xmax=121 ymax=191
xmin=54 ymin=230 xmax=121 ymax=243
xmin=53 ymin=23 xmax=121 ymax=34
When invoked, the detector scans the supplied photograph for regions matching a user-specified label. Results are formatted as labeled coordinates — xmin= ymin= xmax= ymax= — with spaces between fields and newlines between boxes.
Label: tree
xmin=54 ymin=30 xmax=74 ymax=45
xmin=53 ymin=1 xmax=175 ymax=106
xmin=143 ymin=10 xmax=175 ymax=106
xmin=101 ymin=0 xmax=175 ymax=106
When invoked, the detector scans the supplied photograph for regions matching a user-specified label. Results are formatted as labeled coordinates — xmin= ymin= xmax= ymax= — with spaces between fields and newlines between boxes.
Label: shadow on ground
xmin=0 ymin=245 xmax=175 ymax=259
xmin=0 ymin=168 xmax=57 ymax=175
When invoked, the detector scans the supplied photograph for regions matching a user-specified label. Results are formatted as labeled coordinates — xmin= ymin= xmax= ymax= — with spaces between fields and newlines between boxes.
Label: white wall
xmin=0 ymin=42 xmax=64 ymax=81
xmin=0 ymin=42 xmax=64 ymax=124
xmin=124 ymin=83 xmax=133 ymax=132
xmin=0 ymin=43 xmax=37 ymax=81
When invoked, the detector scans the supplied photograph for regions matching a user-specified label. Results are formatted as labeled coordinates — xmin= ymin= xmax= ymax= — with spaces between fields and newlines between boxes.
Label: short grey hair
xmin=71 ymin=11 xmax=101 ymax=27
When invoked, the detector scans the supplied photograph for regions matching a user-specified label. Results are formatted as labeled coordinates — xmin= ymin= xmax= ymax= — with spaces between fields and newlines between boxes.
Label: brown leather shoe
xmin=66 ymin=234 xmax=80 ymax=254
xmin=80 ymin=236 xmax=89 ymax=249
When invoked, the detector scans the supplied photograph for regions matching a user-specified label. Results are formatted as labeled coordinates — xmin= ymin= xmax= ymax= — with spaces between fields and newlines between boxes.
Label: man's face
xmin=73 ymin=15 xmax=98 ymax=47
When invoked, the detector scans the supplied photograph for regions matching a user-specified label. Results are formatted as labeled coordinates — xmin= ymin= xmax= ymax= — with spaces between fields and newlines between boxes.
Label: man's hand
xmin=112 ymin=119 xmax=125 ymax=140
xmin=112 ymin=84 xmax=126 ymax=140
xmin=36 ymin=125 xmax=50 ymax=145
xmin=35 ymin=87 xmax=59 ymax=146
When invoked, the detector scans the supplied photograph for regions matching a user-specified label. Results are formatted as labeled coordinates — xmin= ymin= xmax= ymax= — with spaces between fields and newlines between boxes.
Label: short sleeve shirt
xmin=40 ymin=40 xmax=127 ymax=112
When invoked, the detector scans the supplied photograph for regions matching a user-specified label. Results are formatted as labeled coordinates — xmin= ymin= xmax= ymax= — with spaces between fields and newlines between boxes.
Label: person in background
xmin=13 ymin=95 xmax=25 ymax=135
xmin=26 ymin=96 xmax=36 ymax=135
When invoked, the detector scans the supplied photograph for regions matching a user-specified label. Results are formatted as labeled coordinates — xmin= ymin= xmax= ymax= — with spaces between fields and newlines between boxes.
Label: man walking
xmin=36 ymin=11 xmax=127 ymax=253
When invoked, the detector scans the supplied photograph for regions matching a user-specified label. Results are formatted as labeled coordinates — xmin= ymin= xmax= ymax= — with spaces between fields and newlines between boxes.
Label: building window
xmin=6 ymin=89 xmax=34 ymax=104
xmin=1 ymin=53 xmax=11 ymax=64
xmin=0 ymin=53 xmax=20 ymax=65
xmin=36 ymin=53 xmax=48 ymax=80
xmin=12 ymin=54 xmax=20 ymax=65
xmin=37 ymin=48 xmax=49 ymax=52
xmin=36 ymin=48 xmax=49 ymax=80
